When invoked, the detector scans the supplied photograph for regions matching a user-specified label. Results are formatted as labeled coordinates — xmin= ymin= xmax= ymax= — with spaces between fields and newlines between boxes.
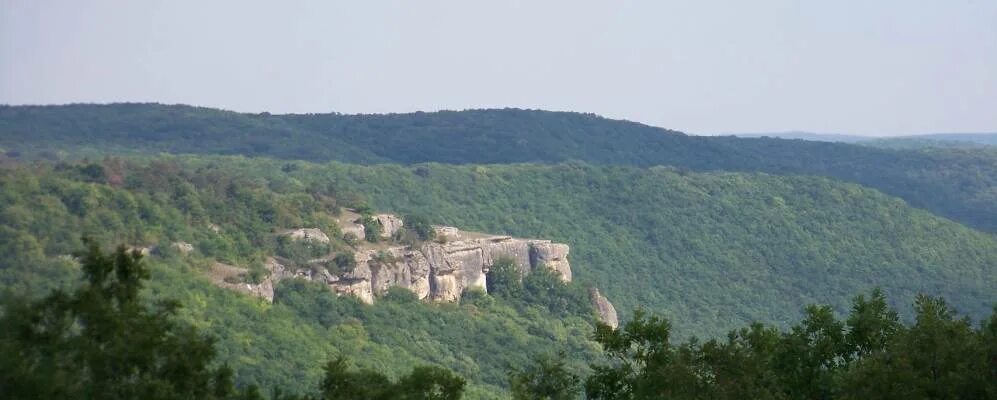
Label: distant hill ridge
xmin=2 ymin=103 xmax=997 ymax=232
xmin=733 ymin=131 xmax=997 ymax=147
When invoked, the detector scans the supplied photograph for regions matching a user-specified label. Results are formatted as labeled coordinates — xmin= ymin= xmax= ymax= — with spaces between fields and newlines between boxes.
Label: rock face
xmin=590 ymin=288 xmax=619 ymax=329
xmin=263 ymin=222 xmax=576 ymax=304
xmin=208 ymin=260 xmax=286 ymax=303
xmin=206 ymin=213 xmax=617 ymax=324
xmin=434 ymin=226 xmax=460 ymax=242
xmin=282 ymin=228 xmax=331 ymax=244
xmin=530 ymin=242 xmax=571 ymax=282
xmin=340 ymin=222 xmax=365 ymax=241
xmin=343 ymin=230 xmax=572 ymax=302
xmin=172 ymin=241 xmax=195 ymax=255
xmin=126 ymin=245 xmax=154 ymax=257
xmin=375 ymin=214 xmax=404 ymax=239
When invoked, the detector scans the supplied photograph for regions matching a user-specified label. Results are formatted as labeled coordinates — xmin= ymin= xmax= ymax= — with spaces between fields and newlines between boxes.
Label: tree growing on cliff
xmin=402 ymin=214 xmax=436 ymax=241
xmin=486 ymin=257 xmax=523 ymax=299
xmin=329 ymin=252 xmax=357 ymax=275
xmin=522 ymin=264 xmax=592 ymax=317
xmin=361 ymin=215 xmax=383 ymax=243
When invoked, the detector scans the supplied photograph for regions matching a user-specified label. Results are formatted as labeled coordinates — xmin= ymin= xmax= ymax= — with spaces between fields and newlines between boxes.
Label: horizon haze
xmin=2 ymin=1 xmax=995 ymax=136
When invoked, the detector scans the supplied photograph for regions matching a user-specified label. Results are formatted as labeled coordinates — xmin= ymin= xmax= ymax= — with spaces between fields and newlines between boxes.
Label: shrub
xmin=276 ymin=235 xmax=329 ymax=266
xmin=382 ymin=286 xmax=420 ymax=303
xmin=247 ymin=260 xmax=269 ymax=284
xmin=461 ymin=288 xmax=495 ymax=308
xmin=361 ymin=215 xmax=382 ymax=243
xmin=486 ymin=257 xmax=523 ymax=299
xmin=329 ymin=252 xmax=357 ymax=275
xmin=371 ymin=251 xmax=397 ymax=265
xmin=403 ymin=214 xmax=436 ymax=241
xmin=342 ymin=233 xmax=359 ymax=247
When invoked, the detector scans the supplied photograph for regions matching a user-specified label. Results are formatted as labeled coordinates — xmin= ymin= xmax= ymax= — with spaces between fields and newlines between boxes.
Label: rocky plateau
xmin=207 ymin=212 xmax=618 ymax=328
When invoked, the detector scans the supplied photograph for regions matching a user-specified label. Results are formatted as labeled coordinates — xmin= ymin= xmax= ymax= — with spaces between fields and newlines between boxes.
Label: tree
xmin=509 ymin=353 xmax=580 ymax=400
xmin=319 ymin=356 xmax=464 ymax=400
xmin=402 ymin=214 xmax=436 ymax=241
xmin=585 ymin=310 xmax=674 ymax=400
xmin=582 ymin=292 xmax=996 ymax=400
xmin=892 ymin=296 xmax=987 ymax=399
xmin=845 ymin=288 xmax=901 ymax=357
xmin=319 ymin=356 xmax=392 ymax=400
xmin=395 ymin=366 xmax=466 ymax=400
xmin=486 ymin=257 xmax=523 ymax=299
xmin=773 ymin=305 xmax=847 ymax=400
xmin=521 ymin=264 xmax=590 ymax=317
xmin=0 ymin=240 xmax=260 ymax=400
xmin=361 ymin=215 xmax=382 ymax=243
xmin=697 ymin=323 xmax=783 ymax=400
xmin=277 ymin=235 xmax=330 ymax=266
xmin=330 ymin=252 xmax=357 ymax=275
xmin=836 ymin=295 xmax=990 ymax=400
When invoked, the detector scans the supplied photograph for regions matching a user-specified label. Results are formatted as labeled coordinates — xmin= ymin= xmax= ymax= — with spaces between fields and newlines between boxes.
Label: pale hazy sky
xmin=2 ymin=1 xmax=995 ymax=135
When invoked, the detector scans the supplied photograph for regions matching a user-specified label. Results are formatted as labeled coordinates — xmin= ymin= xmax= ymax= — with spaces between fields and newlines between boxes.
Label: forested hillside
xmin=864 ymin=133 xmax=997 ymax=149
xmin=7 ymin=242 xmax=993 ymax=399
xmin=735 ymin=131 xmax=997 ymax=149
xmin=0 ymin=161 xmax=603 ymax=398
xmin=4 ymin=156 xmax=993 ymax=340
xmin=2 ymin=103 xmax=996 ymax=232
xmin=2 ymin=106 xmax=996 ymax=398
xmin=197 ymin=157 xmax=997 ymax=335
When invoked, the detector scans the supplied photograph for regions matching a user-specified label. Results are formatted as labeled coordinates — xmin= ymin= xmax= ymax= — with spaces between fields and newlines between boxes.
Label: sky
xmin=1 ymin=1 xmax=995 ymax=136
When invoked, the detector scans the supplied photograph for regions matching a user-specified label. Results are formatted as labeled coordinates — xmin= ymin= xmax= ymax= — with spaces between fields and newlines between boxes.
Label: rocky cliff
xmin=207 ymin=212 xmax=618 ymax=327
xmin=287 ymin=224 xmax=574 ymax=304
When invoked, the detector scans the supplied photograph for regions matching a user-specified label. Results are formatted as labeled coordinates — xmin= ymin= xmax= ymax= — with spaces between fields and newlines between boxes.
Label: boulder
xmin=530 ymin=242 xmax=572 ymax=282
xmin=282 ymin=228 xmax=331 ymax=244
xmin=433 ymin=226 xmax=461 ymax=242
xmin=172 ymin=241 xmax=195 ymax=255
xmin=375 ymin=214 xmax=404 ymax=238
xmin=126 ymin=245 xmax=154 ymax=257
xmin=590 ymin=288 xmax=619 ymax=329
xmin=329 ymin=278 xmax=374 ymax=304
xmin=208 ymin=261 xmax=278 ymax=303
xmin=341 ymin=222 xmax=365 ymax=241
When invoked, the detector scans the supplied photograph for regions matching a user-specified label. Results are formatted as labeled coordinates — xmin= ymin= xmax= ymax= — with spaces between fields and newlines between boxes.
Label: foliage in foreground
xmin=0 ymin=243 xmax=465 ymax=400
xmin=1 ymin=241 xmax=992 ymax=400
xmin=514 ymin=290 xmax=997 ymax=400
xmin=0 ymin=241 xmax=259 ymax=400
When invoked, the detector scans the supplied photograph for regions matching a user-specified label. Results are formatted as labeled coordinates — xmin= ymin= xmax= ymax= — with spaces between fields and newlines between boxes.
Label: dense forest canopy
xmin=1 ymin=104 xmax=995 ymax=398
xmin=735 ymin=131 xmax=997 ymax=149
xmin=2 ymin=103 xmax=996 ymax=232
xmin=0 ymin=159 xmax=607 ymax=397
xmin=2 ymin=156 xmax=993 ymax=339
